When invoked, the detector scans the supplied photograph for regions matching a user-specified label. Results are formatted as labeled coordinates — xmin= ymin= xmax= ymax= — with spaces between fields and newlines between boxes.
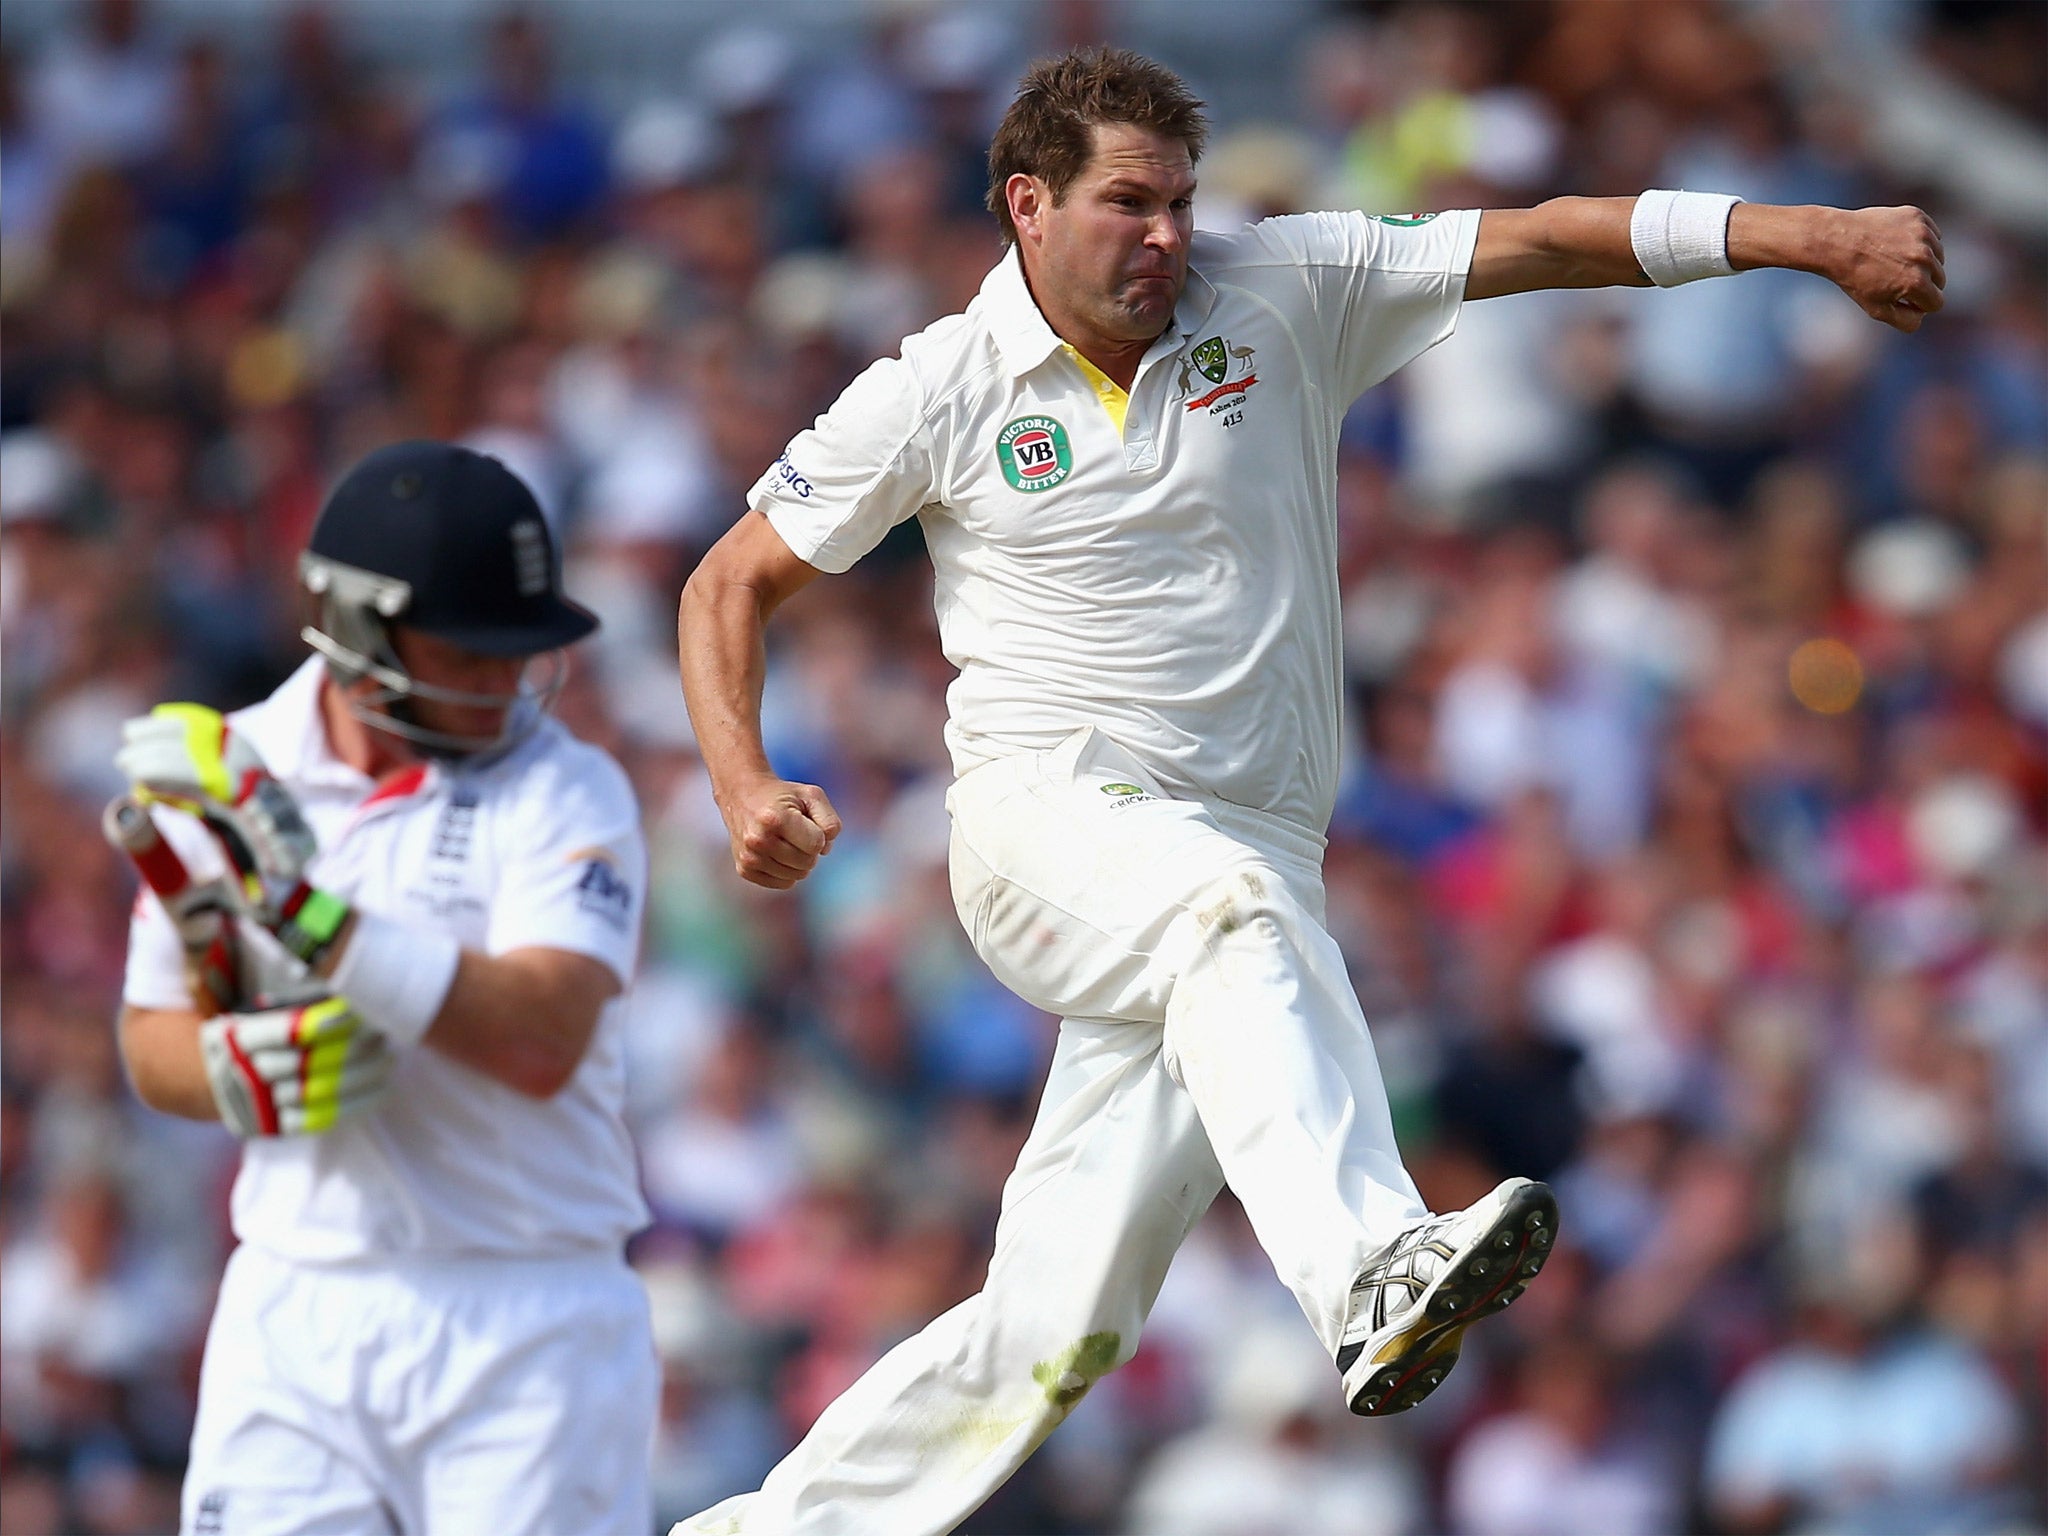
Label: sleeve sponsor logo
xmin=770 ymin=453 xmax=815 ymax=499
xmin=1370 ymin=212 xmax=1440 ymax=226
xmin=570 ymin=846 xmax=635 ymax=931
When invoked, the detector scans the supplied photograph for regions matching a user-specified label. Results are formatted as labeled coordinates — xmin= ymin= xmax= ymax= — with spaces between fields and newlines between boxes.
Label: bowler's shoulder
xmin=824 ymin=308 xmax=1001 ymax=446
xmin=896 ymin=307 xmax=1001 ymax=404
xmin=1192 ymin=212 xmax=1385 ymax=274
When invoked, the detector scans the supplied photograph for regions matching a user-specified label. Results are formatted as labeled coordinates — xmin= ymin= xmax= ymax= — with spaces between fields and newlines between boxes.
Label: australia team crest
xmin=1179 ymin=336 xmax=1260 ymax=415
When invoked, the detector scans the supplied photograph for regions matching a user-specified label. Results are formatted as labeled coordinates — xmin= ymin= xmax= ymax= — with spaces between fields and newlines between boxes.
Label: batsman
xmin=114 ymin=443 xmax=659 ymax=1535
xmin=676 ymin=45 xmax=1944 ymax=1536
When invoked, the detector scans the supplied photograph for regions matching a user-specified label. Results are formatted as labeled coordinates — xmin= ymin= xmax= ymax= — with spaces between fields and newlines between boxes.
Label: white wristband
xmin=1630 ymin=189 xmax=1743 ymax=287
xmin=327 ymin=909 xmax=460 ymax=1049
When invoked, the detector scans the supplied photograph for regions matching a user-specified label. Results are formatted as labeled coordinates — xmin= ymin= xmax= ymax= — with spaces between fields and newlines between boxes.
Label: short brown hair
xmin=986 ymin=47 xmax=1209 ymax=245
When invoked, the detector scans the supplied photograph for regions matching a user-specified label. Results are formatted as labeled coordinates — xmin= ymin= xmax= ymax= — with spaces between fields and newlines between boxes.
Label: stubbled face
xmin=380 ymin=627 xmax=527 ymax=747
xmin=1011 ymin=122 xmax=1195 ymax=347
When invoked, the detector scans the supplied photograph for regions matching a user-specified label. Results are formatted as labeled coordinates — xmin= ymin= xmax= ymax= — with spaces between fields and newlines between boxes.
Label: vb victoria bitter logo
xmin=997 ymin=415 xmax=1073 ymax=493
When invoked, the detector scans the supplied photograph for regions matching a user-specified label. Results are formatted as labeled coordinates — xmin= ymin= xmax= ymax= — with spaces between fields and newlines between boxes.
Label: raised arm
xmin=1467 ymin=195 xmax=1946 ymax=332
xmin=679 ymin=509 xmax=842 ymax=889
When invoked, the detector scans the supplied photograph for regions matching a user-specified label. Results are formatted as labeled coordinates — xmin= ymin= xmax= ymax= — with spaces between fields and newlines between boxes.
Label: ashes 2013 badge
xmin=997 ymin=415 xmax=1072 ymax=493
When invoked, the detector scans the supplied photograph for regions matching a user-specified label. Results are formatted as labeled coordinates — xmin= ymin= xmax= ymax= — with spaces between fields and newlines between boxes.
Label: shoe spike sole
xmin=1343 ymin=1180 xmax=1558 ymax=1416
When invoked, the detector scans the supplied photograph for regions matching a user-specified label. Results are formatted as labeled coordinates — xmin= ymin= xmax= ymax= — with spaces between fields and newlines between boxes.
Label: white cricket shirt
xmin=751 ymin=211 xmax=1480 ymax=836
xmin=123 ymin=658 xmax=651 ymax=1262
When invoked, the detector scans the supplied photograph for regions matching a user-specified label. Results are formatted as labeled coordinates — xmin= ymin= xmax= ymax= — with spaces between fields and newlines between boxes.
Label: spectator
xmin=1445 ymin=1338 xmax=1678 ymax=1536
xmin=433 ymin=9 xmax=608 ymax=243
xmin=1125 ymin=1319 xmax=1424 ymax=1536
xmin=24 ymin=0 xmax=174 ymax=176
xmin=1704 ymin=1244 xmax=2028 ymax=1534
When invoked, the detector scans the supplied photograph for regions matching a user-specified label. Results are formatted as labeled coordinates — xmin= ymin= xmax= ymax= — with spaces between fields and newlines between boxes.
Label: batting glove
xmin=117 ymin=704 xmax=317 ymax=919
xmin=199 ymin=996 xmax=392 ymax=1138
xmin=147 ymin=880 xmax=321 ymax=1013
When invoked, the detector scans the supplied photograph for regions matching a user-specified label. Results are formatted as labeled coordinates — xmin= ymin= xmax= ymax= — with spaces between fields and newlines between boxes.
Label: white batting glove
xmin=199 ymin=996 xmax=392 ymax=1138
xmin=139 ymin=872 xmax=315 ymax=1012
xmin=117 ymin=704 xmax=317 ymax=919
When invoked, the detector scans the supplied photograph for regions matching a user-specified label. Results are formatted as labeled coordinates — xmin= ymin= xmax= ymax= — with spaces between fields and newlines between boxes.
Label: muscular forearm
xmin=119 ymin=1003 xmax=221 ymax=1120
xmin=678 ymin=562 xmax=780 ymax=819
xmin=1469 ymin=194 xmax=1943 ymax=328
xmin=1726 ymin=202 xmax=1836 ymax=275
xmin=418 ymin=948 xmax=615 ymax=1099
xmin=308 ymin=923 xmax=612 ymax=1096
xmin=676 ymin=510 xmax=838 ymax=887
xmin=299 ymin=911 xmax=607 ymax=1097
xmin=124 ymin=943 xmax=610 ymax=1110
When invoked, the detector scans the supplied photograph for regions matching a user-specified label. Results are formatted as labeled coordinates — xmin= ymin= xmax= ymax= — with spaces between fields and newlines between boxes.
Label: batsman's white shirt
xmin=122 ymin=657 xmax=651 ymax=1262
xmin=750 ymin=210 xmax=1479 ymax=837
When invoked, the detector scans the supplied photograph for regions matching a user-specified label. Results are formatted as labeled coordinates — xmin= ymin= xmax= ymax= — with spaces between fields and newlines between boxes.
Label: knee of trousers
xmin=1157 ymin=869 xmax=1315 ymax=1074
xmin=1164 ymin=867 xmax=1316 ymax=984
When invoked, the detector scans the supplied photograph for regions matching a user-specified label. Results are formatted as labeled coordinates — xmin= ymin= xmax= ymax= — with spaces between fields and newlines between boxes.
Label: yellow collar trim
xmin=1062 ymin=345 xmax=1130 ymax=437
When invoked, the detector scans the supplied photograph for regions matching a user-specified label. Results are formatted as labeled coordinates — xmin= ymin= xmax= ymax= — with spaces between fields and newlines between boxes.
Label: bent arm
xmin=1468 ymin=196 xmax=1945 ymax=330
xmin=1466 ymin=196 xmax=1654 ymax=297
xmin=419 ymin=946 xmax=619 ymax=1099
xmin=679 ymin=509 xmax=842 ymax=888
xmin=679 ymin=510 xmax=822 ymax=814
xmin=123 ymin=944 xmax=621 ymax=1110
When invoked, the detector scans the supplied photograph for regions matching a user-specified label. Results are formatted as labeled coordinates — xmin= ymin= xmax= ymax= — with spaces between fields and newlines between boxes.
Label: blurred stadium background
xmin=1 ymin=0 xmax=2044 ymax=1532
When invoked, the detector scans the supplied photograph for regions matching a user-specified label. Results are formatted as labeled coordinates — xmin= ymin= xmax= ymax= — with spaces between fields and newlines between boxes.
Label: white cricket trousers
xmin=679 ymin=728 xmax=1426 ymax=1536
xmin=183 ymin=1243 xmax=658 ymax=1536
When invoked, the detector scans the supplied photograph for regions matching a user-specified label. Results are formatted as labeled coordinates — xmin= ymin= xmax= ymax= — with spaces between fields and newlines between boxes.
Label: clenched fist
xmin=718 ymin=774 xmax=842 ymax=890
xmin=1817 ymin=205 xmax=1946 ymax=332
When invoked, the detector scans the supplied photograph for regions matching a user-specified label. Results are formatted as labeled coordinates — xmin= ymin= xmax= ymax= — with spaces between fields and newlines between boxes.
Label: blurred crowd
xmin=2 ymin=0 xmax=2044 ymax=1532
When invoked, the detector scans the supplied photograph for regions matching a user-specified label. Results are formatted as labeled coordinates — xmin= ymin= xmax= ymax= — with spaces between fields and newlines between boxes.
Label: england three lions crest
xmin=1178 ymin=336 xmax=1260 ymax=415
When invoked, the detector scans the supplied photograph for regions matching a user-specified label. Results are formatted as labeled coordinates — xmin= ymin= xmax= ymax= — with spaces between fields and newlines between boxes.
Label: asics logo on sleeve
xmin=771 ymin=454 xmax=815 ymax=499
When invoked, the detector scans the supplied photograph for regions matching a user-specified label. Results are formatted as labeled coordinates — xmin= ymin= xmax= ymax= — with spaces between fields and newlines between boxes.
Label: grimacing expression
xmin=1027 ymin=122 xmax=1195 ymax=343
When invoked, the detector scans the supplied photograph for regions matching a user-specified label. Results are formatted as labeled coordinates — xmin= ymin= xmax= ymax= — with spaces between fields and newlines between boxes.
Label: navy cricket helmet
xmin=299 ymin=441 xmax=598 ymax=755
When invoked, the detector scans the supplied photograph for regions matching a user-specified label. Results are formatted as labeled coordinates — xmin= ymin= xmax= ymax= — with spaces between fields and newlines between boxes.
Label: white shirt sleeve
xmin=120 ymin=809 xmax=233 ymax=1012
xmin=747 ymin=354 xmax=936 ymax=574
xmin=1246 ymin=209 xmax=1481 ymax=404
xmin=485 ymin=747 xmax=647 ymax=988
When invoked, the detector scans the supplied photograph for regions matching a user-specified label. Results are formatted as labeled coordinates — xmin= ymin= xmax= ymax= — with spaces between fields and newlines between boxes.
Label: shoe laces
xmin=1348 ymin=1214 xmax=1462 ymax=1336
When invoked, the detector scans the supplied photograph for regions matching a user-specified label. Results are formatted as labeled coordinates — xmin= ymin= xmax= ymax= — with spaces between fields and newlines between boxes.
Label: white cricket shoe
xmin=1337 ymin=1176 xmax=1558 ymax=1415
